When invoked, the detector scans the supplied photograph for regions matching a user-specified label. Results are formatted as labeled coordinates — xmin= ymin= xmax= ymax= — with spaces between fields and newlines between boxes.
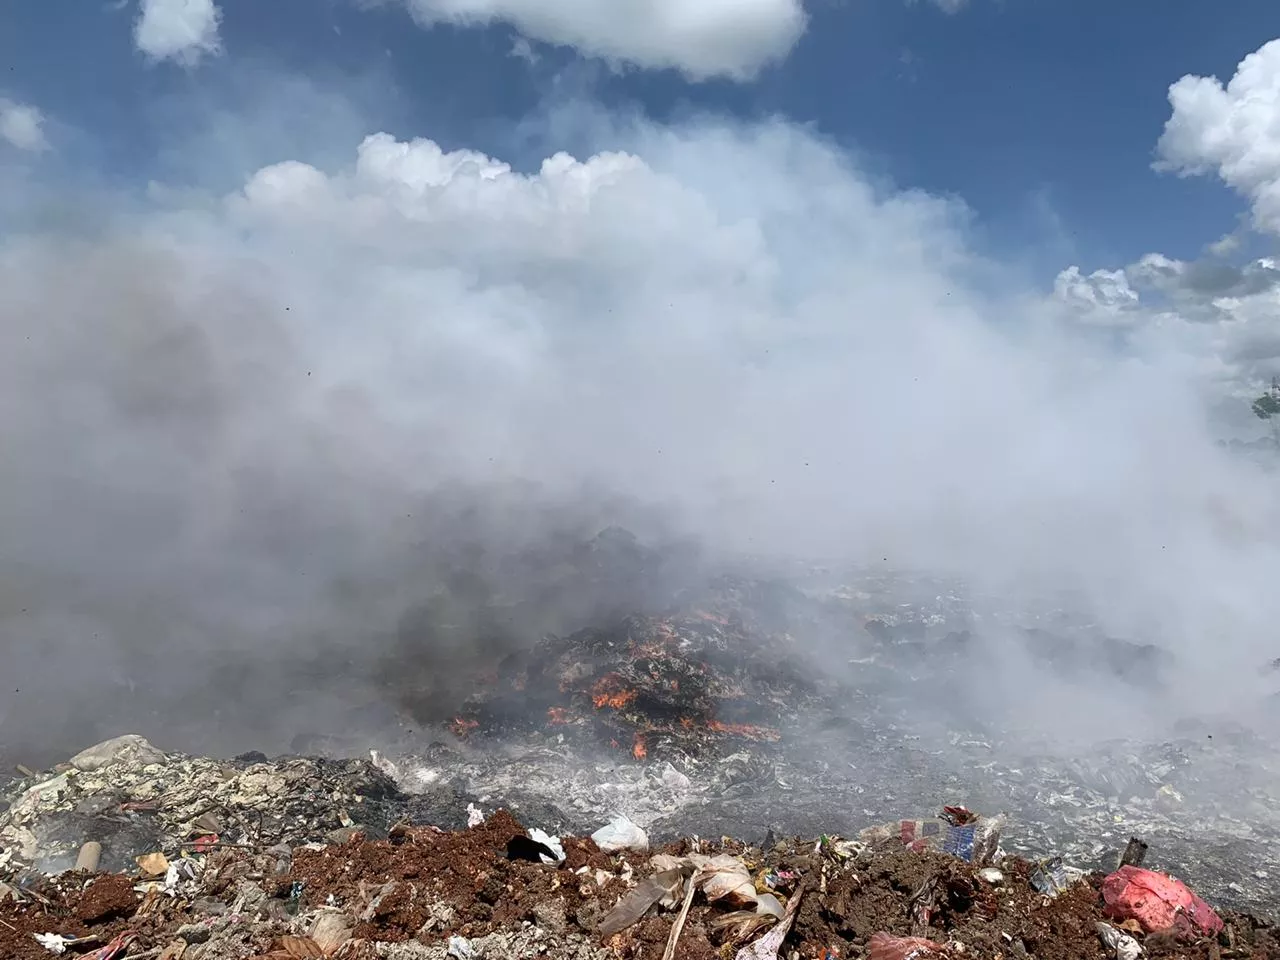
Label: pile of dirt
xmin=2 ymin=805 xmax=1275 ymax=960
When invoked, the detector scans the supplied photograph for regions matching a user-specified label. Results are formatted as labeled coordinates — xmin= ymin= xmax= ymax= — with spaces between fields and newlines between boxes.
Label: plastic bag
xmin=591 ymin=815 xmax=650 ymax=853
xmin=1101 ymin=866 xmax=1223 ymax=939
xmin=1096 ymin=922 xmax=1143 ymax=960
xmin=867 ymin=932 xmax=947 ymax=960
xmin=527 ymin=827 xmax=565 ymax=863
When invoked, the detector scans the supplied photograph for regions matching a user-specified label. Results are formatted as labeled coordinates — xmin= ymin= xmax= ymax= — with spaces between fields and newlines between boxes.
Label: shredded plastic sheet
xmin=733 ymin=882 xmax=804 ymax=960
xmin=866 ymin=932 xmax=948 ymax=960
xmin=1096 ymin=922 xmax=1144 ymax=960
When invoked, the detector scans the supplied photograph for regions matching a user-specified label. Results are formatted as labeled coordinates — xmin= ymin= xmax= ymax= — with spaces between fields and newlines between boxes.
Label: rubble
xmin=0 ymin=737 xmax=414 ymax=877
xmin=2 ymin=744 xmax=1276 ymax=960
xmin=4 ymin=552 xmax=1280 ymax=956
xmin=350 ymin=561 xmax=1280 ymax=919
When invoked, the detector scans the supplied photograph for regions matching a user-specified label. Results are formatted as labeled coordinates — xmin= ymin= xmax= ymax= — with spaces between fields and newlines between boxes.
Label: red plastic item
xmin=1101 ymin=866 xmax=1224 ymax=939
xmin=86 ymin=933 xmax=137 ymax=960
xmin=867 ymin=933 xmax=947 ymax=960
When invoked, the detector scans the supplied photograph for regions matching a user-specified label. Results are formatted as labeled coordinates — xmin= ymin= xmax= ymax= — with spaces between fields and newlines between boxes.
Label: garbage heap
xmin=448 ymin=577 xmax=826 ymax=762
xmin=0 ymin=736 xmax=412 ymax=879
xmin=2 ymin=737 xmax=1277 ymax=960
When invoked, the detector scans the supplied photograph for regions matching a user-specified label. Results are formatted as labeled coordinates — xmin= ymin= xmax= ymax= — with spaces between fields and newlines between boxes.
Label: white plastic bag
xmin=592 ymin=815 xmax=650 ymax=853
xmin=528 ymin=827 xmax=566 ymax=863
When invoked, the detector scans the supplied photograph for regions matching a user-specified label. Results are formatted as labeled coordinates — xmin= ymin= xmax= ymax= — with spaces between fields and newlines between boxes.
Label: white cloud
xmin=1055 ymin=251 xmax=1280 ymax=393
xmin=1053 ymin=265 xmax=1139 ymax=325
xmin=398 ymin=0 xmax=805 ymax=79
xmin=1207 ymin=232 xmax=1242 ymax=257
xmin=1157 ymin=38 xmax=1280 ymax=235
xmin=0 ymin=98 xmax=49 ymax=152
xmin=134 ymin=0 xmax=223 ymax=65
xmin=1060 ymin=40 xmax=1280 ymax=394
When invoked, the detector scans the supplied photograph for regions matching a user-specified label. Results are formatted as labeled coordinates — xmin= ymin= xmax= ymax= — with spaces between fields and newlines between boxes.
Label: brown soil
xmin=288 ymin=811 xmax=637 ymax=942
xmin=3 ymin=811 xmax=1277 ymax=960
xmin=0 ymin=871 xmax=150 ymax=960
xmin=75 ymin=873 xmax=138 ymax=924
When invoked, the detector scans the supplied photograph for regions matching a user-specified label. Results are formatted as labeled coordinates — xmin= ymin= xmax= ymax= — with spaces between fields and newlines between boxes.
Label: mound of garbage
xmin=2 ymin=737 xmax=1276 ymax=960
xmin=450 ymin=602 xmax=814 ymax=762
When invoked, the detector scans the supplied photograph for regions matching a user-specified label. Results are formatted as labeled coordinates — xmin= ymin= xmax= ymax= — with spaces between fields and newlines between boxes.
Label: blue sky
xmin=4 ymin=0 xmax=1280 ymax=275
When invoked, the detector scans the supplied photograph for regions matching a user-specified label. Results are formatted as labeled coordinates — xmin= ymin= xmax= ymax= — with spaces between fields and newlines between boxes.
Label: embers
xmin=450 ymin=600 xmax=817 ymax=760
xmin=448 ymin=717 xmax=479 ymax=738
xmin=590 ymin=673 xmax=637 ymax=710
xmin=705 ymin=720 xmax=781 ymax=742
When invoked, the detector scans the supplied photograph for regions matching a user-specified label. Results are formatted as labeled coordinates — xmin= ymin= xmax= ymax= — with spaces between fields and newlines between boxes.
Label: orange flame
xmin=591 ymin=674 xmax=637 ymax=710
xmin=632 ymin=733 xmax=648 ymax=760
xmin=449 ymin=717 xmax=479 ymax=738
xmin=546 ymin=706 xmax=571 ymax=725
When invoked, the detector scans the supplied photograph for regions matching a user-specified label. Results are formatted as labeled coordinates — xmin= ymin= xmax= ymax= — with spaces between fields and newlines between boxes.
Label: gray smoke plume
xmin=2 ymin=77 xmax=1279 ymax=770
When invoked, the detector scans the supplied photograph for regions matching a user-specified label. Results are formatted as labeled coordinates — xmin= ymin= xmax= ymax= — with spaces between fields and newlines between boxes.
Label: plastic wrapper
xmin=1030 ymin=856 xmax=1086 ymax=898
xmin=651 ymin=852 xmax=759 ymax=908
xmin=867 ymin=932 xmax=948 ymax=960
xmin=1096 ymin=922 xmax=1144 ymax=960
xmin=859 ymin=808 xmax=1003 ymax=866
xmin=733 ymin=882 xmax=804 ymax=960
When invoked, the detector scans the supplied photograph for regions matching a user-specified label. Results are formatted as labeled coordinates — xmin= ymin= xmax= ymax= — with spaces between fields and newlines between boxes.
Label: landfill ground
xmin=4 ymin=541 xmax=1280 ymax=958
xmin=0 ymin=801 xmax=1277 ymax=960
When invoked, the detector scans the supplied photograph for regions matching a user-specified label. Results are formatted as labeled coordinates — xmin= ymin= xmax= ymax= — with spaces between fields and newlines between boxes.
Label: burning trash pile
xmin=447 ymin=579 xmax=824 ymax=762
xmin=2 ymin=737 xmax=1278 ymax=960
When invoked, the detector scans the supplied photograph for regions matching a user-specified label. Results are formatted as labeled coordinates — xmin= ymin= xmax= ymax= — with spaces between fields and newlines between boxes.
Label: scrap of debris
xmin=2 ymin=738 xmax=1278 ymax=960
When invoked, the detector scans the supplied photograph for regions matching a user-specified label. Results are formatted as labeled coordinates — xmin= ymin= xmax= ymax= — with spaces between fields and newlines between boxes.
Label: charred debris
xmin=380 ymin=527 xmax=1174 ymax=764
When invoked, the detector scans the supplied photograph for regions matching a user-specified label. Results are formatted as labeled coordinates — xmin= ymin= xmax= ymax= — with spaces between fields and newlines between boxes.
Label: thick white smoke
xmin=2 ymin=70 xmax=1279 ymax=759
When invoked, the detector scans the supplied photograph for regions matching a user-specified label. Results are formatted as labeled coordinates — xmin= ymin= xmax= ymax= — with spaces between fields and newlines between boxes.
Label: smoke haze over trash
xmin=4 ymin=18 xmax=1280 ymax=764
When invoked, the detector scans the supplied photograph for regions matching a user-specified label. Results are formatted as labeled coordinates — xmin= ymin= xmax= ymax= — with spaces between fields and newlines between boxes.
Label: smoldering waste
xmin=1 ymin=737 xmax=1277 ymax=960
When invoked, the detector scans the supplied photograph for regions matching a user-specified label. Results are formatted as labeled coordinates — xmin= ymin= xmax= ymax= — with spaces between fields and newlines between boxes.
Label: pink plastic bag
xmin=867 ymin=933 xmax=948 ymax=960
xmin=1101 ymin=866 xmax=1223 ymax=939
